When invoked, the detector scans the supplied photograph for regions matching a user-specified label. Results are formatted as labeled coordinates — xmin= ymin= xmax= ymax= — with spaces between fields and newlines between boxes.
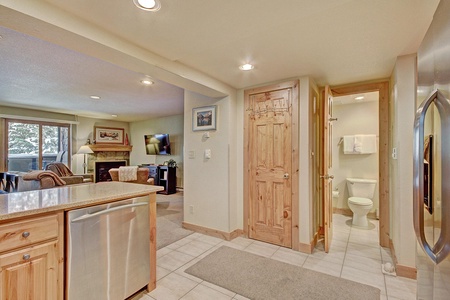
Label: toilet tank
xmin=346 ymin=178 xmax=377 ymax=199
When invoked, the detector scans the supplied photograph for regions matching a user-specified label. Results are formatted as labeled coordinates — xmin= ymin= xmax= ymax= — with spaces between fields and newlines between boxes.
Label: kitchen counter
xmin=0 ymin=181 xmax=164 ymax=299
xmin=0 ymin=181 xmax=164 ymax=221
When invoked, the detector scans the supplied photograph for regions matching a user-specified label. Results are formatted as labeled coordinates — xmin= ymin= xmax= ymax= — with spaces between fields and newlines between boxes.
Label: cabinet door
xmin=0 ymin=241 xmax=58 ymax=300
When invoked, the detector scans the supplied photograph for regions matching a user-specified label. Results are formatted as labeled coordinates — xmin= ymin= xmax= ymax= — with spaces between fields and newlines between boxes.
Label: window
xmin=6 ymin=119 xmax=71 ymax=172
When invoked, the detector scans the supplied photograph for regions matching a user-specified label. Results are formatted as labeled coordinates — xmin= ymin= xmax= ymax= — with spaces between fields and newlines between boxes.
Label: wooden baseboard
xmin=298 ymin=233 xmax=319 ymax=254
xmin=182 ymin=222 xmax=244 ymax=241
xmin=333 ymin=207 xmax=377 ymax=219
xmin=389 ymin=239 xmax=417 ymax=279
xmin=333 ymin=207 xmax=353 ymax=217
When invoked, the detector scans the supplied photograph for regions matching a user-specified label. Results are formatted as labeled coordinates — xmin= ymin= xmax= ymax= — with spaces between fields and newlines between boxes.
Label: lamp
xmin=77 ymin=145 xmax=94 ymax=174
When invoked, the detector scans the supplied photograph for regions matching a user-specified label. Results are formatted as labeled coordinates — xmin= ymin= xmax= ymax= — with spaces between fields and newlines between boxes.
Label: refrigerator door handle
xmin=413 ymin=89 xmax=450 ymax=264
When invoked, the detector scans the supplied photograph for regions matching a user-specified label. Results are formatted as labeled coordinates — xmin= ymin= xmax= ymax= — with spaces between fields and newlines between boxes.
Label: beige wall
xmin=72 ymin=116 xmax=130 ymax=174
xmin=331 ymin=100 xmax=379 ymax=213
xmin=183 ymin=91 xmax=234 ymax=232
xmin=129 ymin=115 xmax=184 ymax=187
xmin=390 ymin=54 xmax=416 ymax=268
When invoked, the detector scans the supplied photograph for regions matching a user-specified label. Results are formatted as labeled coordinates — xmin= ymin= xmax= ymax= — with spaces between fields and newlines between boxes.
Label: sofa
xmin=5 ymin=162 xmax=93 ymax=192
xmin=108 ymin=167 xmax=154 ymax=185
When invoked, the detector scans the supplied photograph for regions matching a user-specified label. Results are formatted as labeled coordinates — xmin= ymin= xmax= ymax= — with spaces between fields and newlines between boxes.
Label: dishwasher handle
xmin=71 ymin=202 xmax=148 ymax=223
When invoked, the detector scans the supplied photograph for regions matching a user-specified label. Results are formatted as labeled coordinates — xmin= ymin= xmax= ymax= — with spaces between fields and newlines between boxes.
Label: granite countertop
xmin=0 ymin=182 xmax=164 ymax=221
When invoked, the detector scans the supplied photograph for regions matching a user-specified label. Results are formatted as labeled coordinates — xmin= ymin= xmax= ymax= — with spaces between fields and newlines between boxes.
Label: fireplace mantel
xmin=89 ymin=145 xmax=132 ymax=152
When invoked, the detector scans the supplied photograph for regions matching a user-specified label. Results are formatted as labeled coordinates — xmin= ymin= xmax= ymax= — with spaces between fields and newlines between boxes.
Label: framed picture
xmin=94 ymin=126 xmax=124 ymax=144
xmin=192 ymin=105 xmax=217 ymax=131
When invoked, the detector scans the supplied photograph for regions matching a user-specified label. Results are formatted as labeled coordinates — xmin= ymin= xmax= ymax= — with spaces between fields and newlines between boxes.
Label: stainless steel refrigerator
xmin=414 ymin=0 xmax=450 ymax=299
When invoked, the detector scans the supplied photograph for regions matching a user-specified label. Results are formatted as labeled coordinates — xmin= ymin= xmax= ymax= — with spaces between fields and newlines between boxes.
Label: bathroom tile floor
xmin=130 ymin=214 xmax=416 ymax=300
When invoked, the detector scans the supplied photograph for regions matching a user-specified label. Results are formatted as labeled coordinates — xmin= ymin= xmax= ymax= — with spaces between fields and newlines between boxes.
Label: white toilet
xmin=346 ymin=178 xmax=377 ymax=227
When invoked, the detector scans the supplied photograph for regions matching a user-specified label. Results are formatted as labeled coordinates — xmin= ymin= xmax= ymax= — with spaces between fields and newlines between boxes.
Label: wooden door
xmin=321 ymin=86 xmax=334 ymax=253
xmin=246 ymin=84 xmax=295 ymax=247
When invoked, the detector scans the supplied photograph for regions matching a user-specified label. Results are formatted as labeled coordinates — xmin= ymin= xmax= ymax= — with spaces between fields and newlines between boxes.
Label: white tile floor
xmin=130 ymin=214 xmax=417 ymax=300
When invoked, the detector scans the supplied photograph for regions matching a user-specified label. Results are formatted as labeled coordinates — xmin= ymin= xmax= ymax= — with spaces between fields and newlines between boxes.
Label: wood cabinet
xmin=141 ymin=165 xmax=176 ymax=195
xmin=0 ymin=213 xmax=63 ymax=300
xmin=157 ymin=166 xmax=176 ymax=195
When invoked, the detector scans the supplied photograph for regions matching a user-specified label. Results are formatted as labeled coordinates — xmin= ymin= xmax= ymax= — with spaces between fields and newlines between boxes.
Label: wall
xmin=72 ymin=116 xmax=130 ymax=174
xmin=129 ymin=114 xmax=184 ymax=187
xmin=183 ymin=91 xmax=233 ymax=232
xmin=390 ymin=54 xmax=416 ymax=268
xmin=331 ymin=100 xmax=379 ymax=213
xmin=299 ymin=77 xmax=316 ymax=246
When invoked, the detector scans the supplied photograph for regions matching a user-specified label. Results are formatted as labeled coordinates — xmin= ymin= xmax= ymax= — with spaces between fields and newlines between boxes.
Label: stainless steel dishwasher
xmin=67 ymin=196 xmax=150 ymax=300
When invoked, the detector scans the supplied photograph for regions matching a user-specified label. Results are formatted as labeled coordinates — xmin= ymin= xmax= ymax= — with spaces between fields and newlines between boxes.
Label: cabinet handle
xmin=22 ymin=231 xmax=30 ymax=238
xmin=23 ymin=254 xmax=30 ymax=260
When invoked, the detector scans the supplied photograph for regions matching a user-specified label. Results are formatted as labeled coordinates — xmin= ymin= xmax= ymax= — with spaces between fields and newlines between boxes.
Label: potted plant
xmin=167 ymin=159 xmax=177 ymax=168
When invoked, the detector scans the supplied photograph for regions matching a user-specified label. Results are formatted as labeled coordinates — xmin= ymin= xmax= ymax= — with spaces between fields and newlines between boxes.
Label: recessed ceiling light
xmin=111 ymin=114 xmax=118 ymax=118
xmin=133 ymin=0 xmax=161 ymax=11
xmin=141 ymin=79 xmax=154 ymax=85
xmin=354 ymin=96 xmax=364 ymax=101
xmin=239 ymin=63 xmax=254 ymax=71
xmin=90 ymin=95 xmax=101 ymax=100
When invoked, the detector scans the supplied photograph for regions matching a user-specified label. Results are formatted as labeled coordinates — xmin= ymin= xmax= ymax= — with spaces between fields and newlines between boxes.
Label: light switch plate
xmin=204 ymin=149 xmax=211 ymax=159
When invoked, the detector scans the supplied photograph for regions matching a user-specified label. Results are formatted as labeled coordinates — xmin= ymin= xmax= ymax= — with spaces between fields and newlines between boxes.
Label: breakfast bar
xmin=0 ymin=182 xmax=163 ymax=300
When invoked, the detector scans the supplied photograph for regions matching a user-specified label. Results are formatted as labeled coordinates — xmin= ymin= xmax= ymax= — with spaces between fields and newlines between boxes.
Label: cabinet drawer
xmin=0 ymin=215 xmax=58 ymax=253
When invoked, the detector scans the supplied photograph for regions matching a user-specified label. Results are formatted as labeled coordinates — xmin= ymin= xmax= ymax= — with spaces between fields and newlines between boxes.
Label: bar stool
xmin=5 ymin=173 xmax=18 ymax=193
xmin=0 ymin=172 xmax=6 ymax=191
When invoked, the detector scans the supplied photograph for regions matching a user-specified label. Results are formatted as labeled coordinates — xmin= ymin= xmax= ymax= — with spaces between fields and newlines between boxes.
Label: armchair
xmin=45 ymin=162 xmax=93 ymax=184
xmin=108 ymin=167 xmax=154 ymax=185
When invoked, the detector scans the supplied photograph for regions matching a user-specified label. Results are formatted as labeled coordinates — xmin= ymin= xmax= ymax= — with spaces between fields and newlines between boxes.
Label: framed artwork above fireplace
xmin=94 ymin=126 xmax=124 ymax=144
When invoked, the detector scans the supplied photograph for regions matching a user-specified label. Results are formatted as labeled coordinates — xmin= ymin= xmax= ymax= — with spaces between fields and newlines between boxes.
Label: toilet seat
xmin=348 ymin=197 xmax=373 ymax=206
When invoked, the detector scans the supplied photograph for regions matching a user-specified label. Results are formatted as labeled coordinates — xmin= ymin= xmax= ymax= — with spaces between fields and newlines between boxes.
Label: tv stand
xmin=143 ymin=165 xmax=176 ymax=195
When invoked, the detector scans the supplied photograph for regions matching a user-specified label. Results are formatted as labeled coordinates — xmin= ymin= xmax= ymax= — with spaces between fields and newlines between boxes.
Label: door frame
xmin=327 ymin=80 xmax=390 ymax=247
xmin=243 ymin=80 xmax=300 ymax=250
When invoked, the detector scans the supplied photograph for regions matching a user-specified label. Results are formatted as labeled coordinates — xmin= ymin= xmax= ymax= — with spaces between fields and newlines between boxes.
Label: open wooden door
xmin=321 ymin=85 xmax=334 ymax=253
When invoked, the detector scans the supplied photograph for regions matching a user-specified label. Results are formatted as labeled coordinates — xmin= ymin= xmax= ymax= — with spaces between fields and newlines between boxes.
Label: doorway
xmin=331 ymin=91 xmax=380 ymax=221
xmin=318 ymin=81 xmax=389 ymax=249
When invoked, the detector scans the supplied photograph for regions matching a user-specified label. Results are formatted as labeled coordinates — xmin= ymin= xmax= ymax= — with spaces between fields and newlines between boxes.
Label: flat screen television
xmin=144 ymin=134 xmax=171 ymax=155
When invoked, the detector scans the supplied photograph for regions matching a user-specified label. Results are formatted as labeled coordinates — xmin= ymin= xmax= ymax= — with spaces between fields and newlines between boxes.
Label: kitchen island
xmin=0 ymin=182 xmax=163 ymax=300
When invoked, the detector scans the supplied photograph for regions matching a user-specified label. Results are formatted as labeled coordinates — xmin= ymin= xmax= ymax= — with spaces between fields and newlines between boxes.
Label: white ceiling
xmin=0 ymin=0 xmax=440 ymax=122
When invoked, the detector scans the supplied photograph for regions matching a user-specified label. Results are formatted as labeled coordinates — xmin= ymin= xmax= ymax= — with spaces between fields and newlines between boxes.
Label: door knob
xmin=320 ymin=174 xmax=334 ymax=180
xmin=283 ymin=173 xmax=289 ymax=179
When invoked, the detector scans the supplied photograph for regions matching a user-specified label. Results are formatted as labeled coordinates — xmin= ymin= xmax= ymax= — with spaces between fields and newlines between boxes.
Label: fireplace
xmin=95 ymin=160 xmax=127 ymax=182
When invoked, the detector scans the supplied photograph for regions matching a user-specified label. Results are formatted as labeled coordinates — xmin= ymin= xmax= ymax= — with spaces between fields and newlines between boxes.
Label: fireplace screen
xmin=95 ymin=161 xmax=127 ymax=182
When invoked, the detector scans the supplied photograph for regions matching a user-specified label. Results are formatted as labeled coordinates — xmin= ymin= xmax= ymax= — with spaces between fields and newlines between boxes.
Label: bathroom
xmin=331 ymin=91 xmax=379 ymax=228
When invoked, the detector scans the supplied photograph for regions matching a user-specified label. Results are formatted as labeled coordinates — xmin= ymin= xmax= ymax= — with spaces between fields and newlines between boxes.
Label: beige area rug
xmin=156 ymin=192 xmax=193 ymax=250
xmin=186 ymin=246 xmax=381 ymax=300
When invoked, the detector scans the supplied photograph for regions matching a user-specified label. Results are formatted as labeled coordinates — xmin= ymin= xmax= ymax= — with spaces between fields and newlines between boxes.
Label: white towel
xmin=343 ymin=135 xmax=355 ymax=154
xmin=118 ymin=166 xmax=138 ymax=182
xmin=355 ymin=134 xmax=377 ymax=154
xmin=353 ymin=135 xmax=362 ymax=153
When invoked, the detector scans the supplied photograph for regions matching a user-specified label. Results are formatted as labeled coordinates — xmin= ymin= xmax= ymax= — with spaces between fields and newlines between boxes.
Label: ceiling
xmin=0 ymin=0 xmax=440 ymax=122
